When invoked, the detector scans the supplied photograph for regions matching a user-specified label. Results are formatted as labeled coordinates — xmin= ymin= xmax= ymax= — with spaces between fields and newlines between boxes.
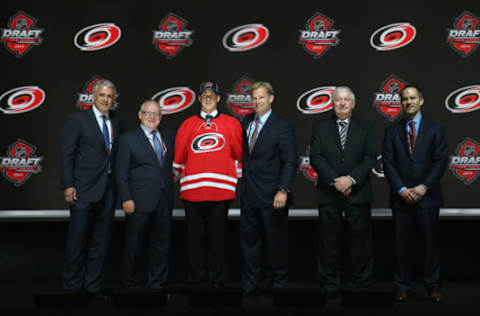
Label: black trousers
xmin=62 ymin=180 xmax=116 ymax=293
xmin=183 ymin=200 xmax=229 ymax=285
xmin=240 ymin=202 xmax=289 ymax=292
xmin=121 ymin=204 xmax=171 ymax=289
xmin=393 ymin=206 xmax=440 ymax=293
xmin=317 ymin=202 xmax=373 ymax=292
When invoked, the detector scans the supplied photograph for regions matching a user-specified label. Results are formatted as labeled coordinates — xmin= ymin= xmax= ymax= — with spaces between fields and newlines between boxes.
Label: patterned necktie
xmin=249 ymin=117 xmax=260 ymax=154
xmin=339 ymin=120 xmax=347 ymax=149
xmin=152 ymin=130 xmax=164 ymax=166
xmin=101 ymin=115 xmax=111 ymax=172
xmin=409 ymin=120 xmax=417 ymax=154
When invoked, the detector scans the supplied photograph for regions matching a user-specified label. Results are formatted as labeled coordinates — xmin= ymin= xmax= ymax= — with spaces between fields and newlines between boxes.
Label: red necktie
xmin=409 ymin=121 xmax=416 ymax=154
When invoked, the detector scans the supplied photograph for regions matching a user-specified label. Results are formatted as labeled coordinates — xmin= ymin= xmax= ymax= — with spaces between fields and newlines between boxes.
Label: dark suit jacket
xmin=310 ymin=115 xmax=377 ymax=205
xmin=241 ymin=111 xmax=297 ymax=208
xmin=382 ymin=116 xmax=448 ymax=209
xmin=60 ymin=108 xmax=122 ymax=202
xmin=115 ymin=127 xmax=175 ymax=213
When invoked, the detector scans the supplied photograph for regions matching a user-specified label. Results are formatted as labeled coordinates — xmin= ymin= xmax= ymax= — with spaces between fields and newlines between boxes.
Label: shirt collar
xmin=92 ymin=105 xmax=108 ymax=119
xmin=336 ymin=117 xmax=350 ymax=124
xmin=200 ymin=109 xmax=218 ymax=119
xmin=255 ymin=109 xmax=272 ymax=124
xmin=140 ymin=124 xmax=157 ymax=136
xmin=406 ymin=112 xmax=422 ymax=127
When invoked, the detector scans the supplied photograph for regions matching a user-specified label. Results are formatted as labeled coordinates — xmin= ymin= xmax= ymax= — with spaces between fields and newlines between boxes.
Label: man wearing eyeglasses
xmin=115 ymin=100 xmax=175 ymax=289
xmin=173 ymin=81 xmax=242 ymax=289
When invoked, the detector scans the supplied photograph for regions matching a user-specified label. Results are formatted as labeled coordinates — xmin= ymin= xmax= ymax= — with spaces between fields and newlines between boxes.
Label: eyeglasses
xmin=200 ymin=94 xmax=218 ymax=100
xmin=142 ymin=111 xmax=161 ymax=117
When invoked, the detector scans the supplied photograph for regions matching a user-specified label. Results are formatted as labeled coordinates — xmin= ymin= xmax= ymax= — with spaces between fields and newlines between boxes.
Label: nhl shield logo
xmin=449 ymin=138 xmax=480 ymax=185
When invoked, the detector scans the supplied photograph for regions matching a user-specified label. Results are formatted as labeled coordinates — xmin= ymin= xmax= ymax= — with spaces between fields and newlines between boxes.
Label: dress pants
xmin=62 ymin=179 xmax=116 ymax=293
xmin=183 ymin=200 xmax=229 ymax=285
xmin=240 ymin=201 xmax=289 ymax=293
xmin=121 ymin=203 xmax=171 ymax=289
xmin=317 ymin=202 xmax=373 ymax=293
xmin=393 ymin=206 xmax=440 ymax=293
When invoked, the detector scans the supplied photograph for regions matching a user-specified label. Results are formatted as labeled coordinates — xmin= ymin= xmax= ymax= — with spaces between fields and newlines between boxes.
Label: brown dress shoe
xmin=395 ymin=291 xmax=408 ymax=302
xmin=431 ymin=291 xmax=443 ymax=303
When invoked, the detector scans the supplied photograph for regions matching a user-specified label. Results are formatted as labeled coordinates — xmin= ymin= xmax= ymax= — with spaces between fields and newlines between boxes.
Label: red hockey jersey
xmin=173 ymin=113 xmax=242 ymax=202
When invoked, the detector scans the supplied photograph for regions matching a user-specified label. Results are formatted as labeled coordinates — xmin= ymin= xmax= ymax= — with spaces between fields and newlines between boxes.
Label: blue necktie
xmin=152 ymin=130 xmax=164 ymax=166
xmin=101 ymin=115 xmax=111 ymax=172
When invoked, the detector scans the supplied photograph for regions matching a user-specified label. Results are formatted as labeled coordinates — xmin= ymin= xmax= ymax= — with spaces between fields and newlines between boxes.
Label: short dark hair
xmin=400 ymin=84 xmax=423 ymax=100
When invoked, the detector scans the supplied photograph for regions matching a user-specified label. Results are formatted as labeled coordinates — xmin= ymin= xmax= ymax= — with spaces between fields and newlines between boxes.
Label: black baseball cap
xmin=199 ymin=81 xmax=220 ymax=95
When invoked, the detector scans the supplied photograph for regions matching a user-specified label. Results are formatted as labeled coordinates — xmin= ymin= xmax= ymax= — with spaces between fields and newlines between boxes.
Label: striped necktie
xmin=338 ymin=120 xmax=347 ymax=149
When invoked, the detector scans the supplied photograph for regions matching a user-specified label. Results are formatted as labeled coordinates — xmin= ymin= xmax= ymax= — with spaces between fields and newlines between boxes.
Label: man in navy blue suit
xmin=383 ymin=85 xmax=448 ymax=303
xmin=240 ymin=82 xmax=297 ymax=295
xmin=60 ymin=79 xmax=123 ymax=296
xmin=115 ymin=100 xmax=175 ymax=289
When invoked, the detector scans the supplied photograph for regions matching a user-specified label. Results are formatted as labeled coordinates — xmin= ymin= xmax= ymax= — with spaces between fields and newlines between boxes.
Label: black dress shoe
xmin=431 ymin=291 xmax=443 ymax=303
xmin=395 ymin=291 xmax=408 ymax=302
xmin=88 ymin=292 xmax=109 ymax=301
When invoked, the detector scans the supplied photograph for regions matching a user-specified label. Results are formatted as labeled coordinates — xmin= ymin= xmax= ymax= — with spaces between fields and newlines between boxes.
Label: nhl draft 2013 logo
xmin=373 ymin=75 xmax=408 ymax=121
xmin=449 ymin=138 xmax=480 ymax=185
xmin=298 ymin=13 xmax=340 ymax=58
xmin=1 ymin=11 xmax=43 ymax=57
xmin=76 ymin=75 xmax=103 ymax=110
xmin=0 ymin=139 xmax=43 ymax=186
xmin=299 ymin=147 xmax=318 ymax=183
xmin=225 ymin=76 xmax=256 ymax=118
xmin=152 ymin=13 xmax=194 ymax=59
xmin=447 ymin=11 xmax=480 ymax=57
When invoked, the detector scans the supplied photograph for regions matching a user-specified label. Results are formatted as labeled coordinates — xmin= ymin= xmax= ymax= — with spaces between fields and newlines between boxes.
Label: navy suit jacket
xmin=241 ymin=111 xmax=297 ymax=208
xmin=60 ymin=108 xmax=122 ymax=202
xmin=310 ymin=116 xmax=377 ymax=205
xmin=382 ymin=116 xmax=448 ymax=209
xmin=115 ymin=127 xmax=175 ymax=213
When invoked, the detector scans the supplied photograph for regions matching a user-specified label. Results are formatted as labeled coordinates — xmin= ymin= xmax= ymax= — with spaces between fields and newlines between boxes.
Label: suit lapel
xmin=87 ymin=108 xmax=108 ymax=149
xmin=397 ymin=118 xmax=412 ymax=159
xmin=344 ymin=117 xmax=357 ymax=152
xmin=412 ymin=117 xmax=427 ymax=160
xmin=330 ymin=116 xmax=342 ymax=151
xmin=251 ymin=111 xmax=275 ymax=153
xmin=135 ymin=127 xmax=161 ymax=167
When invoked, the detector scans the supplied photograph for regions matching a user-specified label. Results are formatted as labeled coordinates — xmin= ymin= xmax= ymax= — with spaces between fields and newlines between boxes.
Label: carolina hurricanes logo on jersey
xmin=74 ymin=23 xmax=121 ymax=51
xmin=151 ymin=87 xmax=196 ymax=115
xmin=0 ymin=86 xmax=45 ymax=114
xmin=370 ymin=22 xmax=416 ymax=51
xmin=447 ymin=11 xmax=480 ymax=57
xmin=373 ymin=75 xmax=408 ymax=120
xmin=191 ymin=133 xmax=225 ymax=153
xmin=152 ymin=13 xmax=194 ymax=58
xmin=298 ymin=13 xmax=341 ymax=58
xmin=0 ymin=11 xmax=44 ymax=57
xmin=445 ymin=85 xmax=480 ymax=113
xmin=223 ymin=24 xmax=269 ymax=52
xmin=297 ymin=86 xmax=335 ymax=114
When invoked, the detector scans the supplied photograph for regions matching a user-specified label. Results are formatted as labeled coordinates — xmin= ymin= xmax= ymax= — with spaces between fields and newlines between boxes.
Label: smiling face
xmin=199 ymin=90 xmax=220 ymax=114
xmin=138 ymin=101 xmax=162 ymax=131
xmin=332 ymin=88 xmax=355 ymax=120
xmin=251 ymin=86 xmax=274 ymax=117
xmin=93 ymin=84 xmax=115 ymax=115
xmin=401 ymin=87 xmax=423 ymax=119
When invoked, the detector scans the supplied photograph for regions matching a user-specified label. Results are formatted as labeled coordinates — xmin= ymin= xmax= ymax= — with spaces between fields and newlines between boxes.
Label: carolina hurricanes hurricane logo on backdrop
xmin=74 ymin=23 xmax=121 ymax=51
xmin=449 ymin=138 xmax=480 ymax=185
xmin=298 ymin=12 xmax=341 ymax=58
xmin=447 ymin=11 xmax=480 ymax=57
xmin=151 ymin=87 xmax=196 ymax=115
xmin=370 ymin=23 xmax=416 ymax=51
xmin=0 ymin=139 xmax=43 ymax=186
xmin=76 ymin=76 xmax=103 ymax=110
xmin=0 ymin=86 xmax=45 ymax=114
xmin=297 ymin=86 xmax=335 ymax=114
xmin=191 ymin=133 xmax=225 ymax=153
xmin=225 ymin=76 xmax=256 ymax=118
xmin=445 ymin=85 xmax=480 ymax=113
xmin=0 ymin=11 xmax=43 ymax=57
xmin=373 ymin=75 xmax=408 ymax=120
xmin=223 ymin=24 xmax=269 ymax=52
xmin=152 ymin=13 xmax=194 ymax=58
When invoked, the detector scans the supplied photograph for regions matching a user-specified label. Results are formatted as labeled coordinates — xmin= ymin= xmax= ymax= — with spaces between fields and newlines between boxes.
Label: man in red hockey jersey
xmin=173 ymin=81 xmax=242 ymax=288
